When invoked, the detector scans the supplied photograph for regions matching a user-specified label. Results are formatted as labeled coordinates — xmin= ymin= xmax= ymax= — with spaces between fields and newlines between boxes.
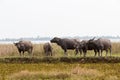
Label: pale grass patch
xmin=72 ymin=66 xmax=103 ymax=77
xmin=0 ymin=44 xmax=17 ymax=56
xmin=32 ymin=44 xmax=44 ymax=56
xmin=112 ymin=42 xmax=120 ymax=53
xmin=7 ymin=70 xmax=71 ymax=80
xmin=7 ymin=70 xmax=40 ymax=79
xmin=0 ymin=75 xmax=2 ymax=80
xmin=105 ymin=75 xmax=118 ymax=80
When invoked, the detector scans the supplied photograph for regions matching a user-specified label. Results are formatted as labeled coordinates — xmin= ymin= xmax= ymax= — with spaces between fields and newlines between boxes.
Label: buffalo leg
xmin=83 ymin=50 xmax=87 ymax=57
xmin=18 ymin=50 xmax=22 ymax=56
xmin=23 ymin=51 xmax=24 ymax=56
xmin=94 ymin=49 xmax=97 ymax=57
xmin=79 ymin=49 xmax=82 ymax=56
xmin=75 ymin=49 xmax=78 ymax=56
xmin=19 ymin=51 xmax=22 ymax=56
xmin=28 ymin=49 xmax=32 ymax=56
xmin=109 ymin=48 xmax=112 ymax=56
xmin=97 ymin=50 xmax=100 ymax=57
xmin=48 ymin=52 xmax=51 ymax=56
xmin=44 ymin=51 xmax=47 ymax=56
xmin=101 ymin=50 xmax=103 ymax=57
xmin=64 ymin=52 xmax=67 ymax=56
xmin=46 ymin=52 xmax=48 ymax=56
xmin=106 ymin=49 xmax=108 ymax=57
xmin=50 ymin=51 xmax=52 ymax=56
xmin=47 ymin=52 xmax=49 ymax=56
xmin=64 ymin=49 xmax=68 ymax=56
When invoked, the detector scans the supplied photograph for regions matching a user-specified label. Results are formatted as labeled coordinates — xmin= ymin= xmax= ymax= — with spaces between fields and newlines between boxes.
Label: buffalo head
xmin=50 ymin=37 xmax=61 ymax=43
xmin=14 ymin=42 xmax=21 ymax=48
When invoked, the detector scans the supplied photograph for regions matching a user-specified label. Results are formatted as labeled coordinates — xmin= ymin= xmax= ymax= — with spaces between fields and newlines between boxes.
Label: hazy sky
xmin=0 ymin=0 xmax=120 ymax=38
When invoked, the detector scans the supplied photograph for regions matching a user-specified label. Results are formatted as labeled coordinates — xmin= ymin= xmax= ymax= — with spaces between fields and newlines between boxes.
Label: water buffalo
xmin=14 ymin=40 xmax=33 ymax=56
xmin=43 ymin=43 xmax=52 ymax=56
xmin=50 ymin=37 xmax=80 ymax=56
xmin=74 ymin=39 xmax=97 ymax=57
xmin=87 ymin=38 xmax=112 ymax=57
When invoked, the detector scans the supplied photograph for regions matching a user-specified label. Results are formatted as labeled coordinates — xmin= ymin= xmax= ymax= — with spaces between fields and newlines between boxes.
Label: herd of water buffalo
xmin=14 ymin=37 xmax=112 ymax=57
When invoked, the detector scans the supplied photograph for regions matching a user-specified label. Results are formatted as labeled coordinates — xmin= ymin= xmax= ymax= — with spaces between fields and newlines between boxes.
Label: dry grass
xmin=71 ymin=66 xmax=103 ymax=80
xmin=112 ymin=42 xmax=120 ymax=53
xmin=72 ymin=66 xmax=102 ymax=76
xmin=0 ymin=42 xmax=119 ymax=57
xmin=7 ymin=69 xmax=70 ymax=80
xmin=7 ymin=67 xmax=102 ymax=80
xmin=0 ymin=44 xmax=17 ymax=56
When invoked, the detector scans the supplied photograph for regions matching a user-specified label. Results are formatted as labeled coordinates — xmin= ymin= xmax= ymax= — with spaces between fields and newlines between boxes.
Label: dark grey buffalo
xmin=43 ymin=43 xmax=52 ymax=56
xmin=75 ymin=40 xmax=97 ymax=57
xmin=87 ymin=38 xmax=112 ymax=57
xmin=50 ymin=37 xmax=80 ymax=56
xmin=14 ymin=40 xmax=33 ymax=56
xmin=75 ymin=37 xmax=112 ymax=57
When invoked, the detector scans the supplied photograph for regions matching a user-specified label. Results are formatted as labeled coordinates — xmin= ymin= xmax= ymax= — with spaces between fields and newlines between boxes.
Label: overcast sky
xmin=0 ymin=0 xmax=120 ymax=38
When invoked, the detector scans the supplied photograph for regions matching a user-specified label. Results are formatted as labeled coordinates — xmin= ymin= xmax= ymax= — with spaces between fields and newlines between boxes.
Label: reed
xmin=0 ymin=42 xmax=120 ymax=57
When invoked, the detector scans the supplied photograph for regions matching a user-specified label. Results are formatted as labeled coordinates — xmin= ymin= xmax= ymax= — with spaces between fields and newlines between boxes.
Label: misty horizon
xmin=0 ymin=0 xmax=120 ymax=38
xmin=1 ymin=35 xmax=120 ymax=40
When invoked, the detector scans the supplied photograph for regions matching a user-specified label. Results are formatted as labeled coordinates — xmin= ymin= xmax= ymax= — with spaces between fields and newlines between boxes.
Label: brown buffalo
xmin=50 ymin=37 xmax=80 ymax=56
xmin=14 ymin=40 xmax=33 ymax=56
xmin=43 ymin=43 xmax=52 ymax=56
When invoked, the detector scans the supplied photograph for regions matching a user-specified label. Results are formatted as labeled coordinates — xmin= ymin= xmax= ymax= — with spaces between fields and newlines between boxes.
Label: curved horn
xmin=89 ymin=37 xmax=96 ymax=41
xmin=92 ymin=37 xmax=95 ymax=40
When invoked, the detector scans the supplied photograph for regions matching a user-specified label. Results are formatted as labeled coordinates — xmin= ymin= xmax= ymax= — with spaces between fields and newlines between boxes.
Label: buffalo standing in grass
xmin=43 ymin=43 xmax=52 ymax=56
xmin=87 ymin=38 xmax=112 ymax=57
xmin=75 ymin=38 xmax=112 ymax=57
xmin=74 ymin=40 xmax=97 ymax=57
xmin=14 ymin=40 xmax=33 ymax=56
xmin=50 ymin=37 xmax=80 ymax=56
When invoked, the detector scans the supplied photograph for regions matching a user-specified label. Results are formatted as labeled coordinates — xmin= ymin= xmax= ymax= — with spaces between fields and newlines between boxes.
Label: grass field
xmin=0 ymin=62 xmax=120 ymax=80
xmin=0 ymin=42 xmax=120 ymax=57
xmin=0 ymin=43 xmax=120 ymax=80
